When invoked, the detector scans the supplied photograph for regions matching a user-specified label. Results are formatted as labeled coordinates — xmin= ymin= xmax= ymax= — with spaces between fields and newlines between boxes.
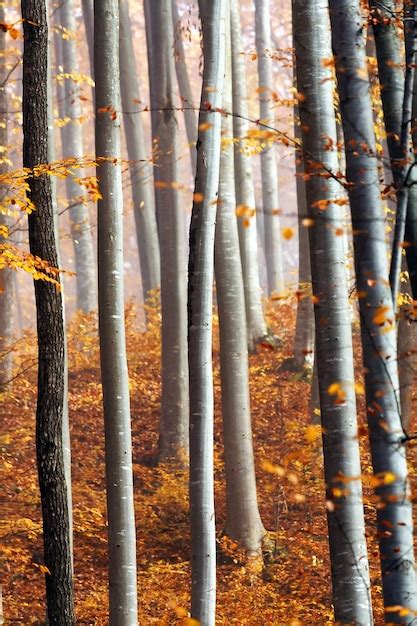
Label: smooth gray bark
xmin=254 ymin=0 xmax=284 ymax=295
xmin=172 ymin=0 xmax=198 ymax=175
xmin=82 ymin=0 xmax=94 ymax=80
xmin=329 ymin=0 xmax=417 ymax=618
xmin=230 ymin=0 xmax=268 ymax=348
xmin=0 ymin=7 xmax=13 ymax=389
xmin=94 ymin=2 xmax=138 ymax=623
xmin=144 ymin=0 xmax=189 ymax=463
xmin=56 ymin=1 xmax=96 ymax=313
xmin=388 ymin=2 xmax=417 ymax=304
xmin=187 ymin=0 xmax=226 ymax=622
xmin=294 ymin=3 xmax=372 ymax=622
xmin=370 ymin=0 xmax=417 ymax=302
xmin=292 ymin=120 xmax=314 ymax=371
xmin=216 ymin=17 xmax=266 ymax=555
xmin=119 ymin=0 xmax=161 ymax=301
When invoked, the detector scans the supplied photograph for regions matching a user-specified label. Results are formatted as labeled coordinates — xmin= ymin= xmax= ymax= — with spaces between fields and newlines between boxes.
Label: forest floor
xmin=1 ymin=300 xmax=415 ymax=624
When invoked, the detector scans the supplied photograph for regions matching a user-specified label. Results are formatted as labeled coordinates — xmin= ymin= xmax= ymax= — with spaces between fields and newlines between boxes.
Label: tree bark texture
xmin=216 ymin=16 xmax=266 ymax=555
xmin=119 ymin=0 xmax=161 ymax=302
xmin=94 ymin=1 xmax=138 ymax=623
xmin=172 ymin=0 xmax=198 ymax=176
xmin=145 ymin=0 xmax=189 ymax=463
xmin=0 ymin=6 xmax=14 ymax=389
xmin=329 ymin=0 xmax=417 ymax=618
xmin=254 ymin=0 xmax=284 ymax=295
xmin=230 ymin=0 xmax=268 ymax=348
xmin=188 ymin=0 xmax=226 ymax=622
xmin=56 ymin=0 xmax=96 ymax=313
xmin=294 ymin=2 xmax=372 ymax=622
xmin=22 ymin=1 xmax=74 ymax=623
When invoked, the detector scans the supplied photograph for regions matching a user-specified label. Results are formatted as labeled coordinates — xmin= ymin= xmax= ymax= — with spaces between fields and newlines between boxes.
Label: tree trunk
xmin=187 ymin=0 xmax=226 ymax=622
xmin=56 ymin=0 xmax=96 ymax=313
xmin=370 ymin=0 xmax=417 ymax=301
xmin=22 ymin=1 xmax=74 ymax=623
xmin=329 ymin=0 xmax=417 ymax=618
xmin=144 ymin=0 xmax=189 ymax=463
xmin=0 ymin=6 xmax=14 ymax=389
xmin=292 ymin=118 xmax=314 ymax=371
xmin=254 ymin=0 xmax=284 ymax=295
xmin=82 ymin=0 xmax=94 ymax=79
xmin=119 ymin=0 xmax=161 ymax=302
xmin=94 ymin=1 xmax=138 ymax=622
xmin=216 ymin=13 xmax=266 ymax=557
xmin=230 ymin=0 xmax=268 ymax=349
xmin=294 ymin=2 xmax=372 ymax=622
xmin=172 ymin=0 xmax=198 ymax=175
xmin=47 ymin=0 xmax=73 ymax=564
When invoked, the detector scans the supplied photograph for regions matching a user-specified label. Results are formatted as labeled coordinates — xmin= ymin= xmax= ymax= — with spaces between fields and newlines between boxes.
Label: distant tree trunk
xmin=145 ymin=0 xmax=189 ymax=463
xmin=216 ymin=15 xmax=266 ymax=557
xmin=172 ymin=0 xmax=198 ymax=175
xmin=82 ymin=0 xmax=94 ymax=78
xmin=397 ymin=262 xmax=417 ymax=433
xmin=0 ymin=6 xmax=14 ymax=389
xmin=388 ymin=2 xmax=417 ymax=303
xmin=119 ymin=0 xmax=161 ymax=302
xmin=254 ymin=0 xmax=284 ymax=295
xmin=330 ymin=0 xmax=417 ymax=618
xmin=293 ymin=2 xmax=372 ymax=622
xmin=230 ymin=0 xmax=268 ymax=349
xmin=55 ymin=1 xmax=96 ymax=313
xmin=22 ymin=1 xmax=74 ymax=623
xmin=188 ymin=0 xmax=226 ymax=622
xmin=94 ymin=1 xmax=138 ymax=622
xmin=292 ymin=120 xmax=314 ymax=371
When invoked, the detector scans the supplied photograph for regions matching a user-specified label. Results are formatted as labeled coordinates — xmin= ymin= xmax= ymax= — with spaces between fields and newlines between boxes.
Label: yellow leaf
xmin=198 ymin=122 xmax=212 ymax=131
xmin=305 ymin=424 xmax=321 ymax=443
xmin=281 ymin=227 xmax=294 ymax=240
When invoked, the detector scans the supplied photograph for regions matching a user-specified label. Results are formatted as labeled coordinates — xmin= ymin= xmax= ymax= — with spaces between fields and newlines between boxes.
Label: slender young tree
xmin=188 ymin=0 xmax=226 ymax=622
xmin=56 ymin=0 xmax=96 ymax=313
xmin=329 ymin=0 xmax=417 ymax=618
xmin=172 ymin=0 xmax=198 ymax=175
xmin=230 ymin=0 xmax=268 ymax=348
xmin=144 ymin=0 xmax=189 ymax=463
xmin=216 ymin=13 xmax=266 ymax=557
xmin=0 ymin=6 xmax=13 ymax=389
xmin=119 ymin=0 xmax=161 ymax=302
xmin=291 ymin=120 xmax=314 ymax=371
xmin=47 ymin=0 xmax=73 ymax=562
xmin=254 ymin=0 xmax=284 ymax=295
xmin=82 ymin=0 xmax=94 ymax=78
xmin=95 ymin=1 xmax=138 ymax=622
xmin=293 ymin=2 xmax=372 ymax=621
xmin=22 ymin=1 xmax=74 ymax=622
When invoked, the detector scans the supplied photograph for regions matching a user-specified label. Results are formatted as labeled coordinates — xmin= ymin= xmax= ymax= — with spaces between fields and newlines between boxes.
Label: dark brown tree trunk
xmin=22 ymin=2 xmax=74 ymax=624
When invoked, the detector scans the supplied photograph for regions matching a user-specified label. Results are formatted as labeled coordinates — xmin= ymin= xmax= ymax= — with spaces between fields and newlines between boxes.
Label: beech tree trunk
xmin=188 ymin=0 xmax=226 ymax=622
xmin=292 ymin=119 xmax=314 ymax=371
xmin=145 ymin=0 xmax=189 ymax=463
xmin=254 ymin=0 xmax=284 ymax=295
xmin=0 ymin=7 xmax=13 ymax=389
xmin=294 ymin=2 xmax=372 ymax=621
xmin=230 ymin=0 xmax=268 ymax=348
xmin=172 ymin=0 xmax=198 ymax=175
xmin=56 ymin=0 xmax=96 ymax=313
xmin=22 ymin=1 xmax=74 ymax=623
xmin=216 ymin=16 xmax=266 ymax=556
xmin=330 ymin=0 xmax=417 ymax=618
xmin=94 ymin=1 xmax=138 ymax=622
xmin=119 ymin=0 xmax=161 ymax=302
